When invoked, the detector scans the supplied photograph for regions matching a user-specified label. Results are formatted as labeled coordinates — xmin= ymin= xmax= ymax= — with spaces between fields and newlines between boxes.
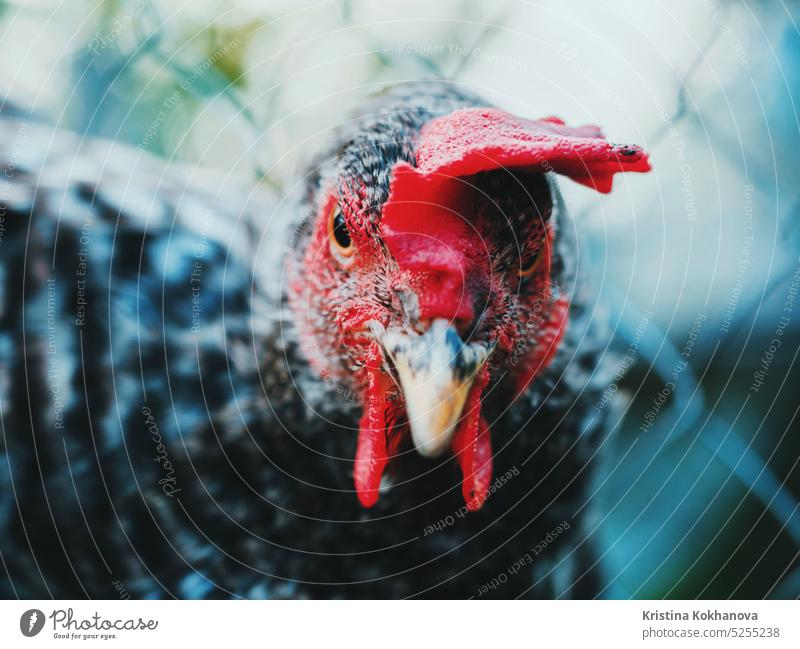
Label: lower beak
xmin=381 ymin=319 xmax=491 ymax=457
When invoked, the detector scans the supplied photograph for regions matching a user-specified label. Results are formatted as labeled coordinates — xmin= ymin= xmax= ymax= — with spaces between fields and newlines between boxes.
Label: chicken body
xmin=0 ymin=83 xmax=623 ymax=598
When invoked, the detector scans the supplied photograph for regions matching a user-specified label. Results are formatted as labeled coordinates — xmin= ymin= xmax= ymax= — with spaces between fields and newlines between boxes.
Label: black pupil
xmin=333 ymin=211 xmax=351 ymax=248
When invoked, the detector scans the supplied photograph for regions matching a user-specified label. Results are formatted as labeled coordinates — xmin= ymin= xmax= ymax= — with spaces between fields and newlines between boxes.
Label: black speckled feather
xmin=0 ymin=82 xmax=613 ymax=599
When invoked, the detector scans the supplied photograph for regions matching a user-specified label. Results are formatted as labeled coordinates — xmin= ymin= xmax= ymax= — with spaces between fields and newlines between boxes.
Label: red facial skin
xmin=288 ymin=108 xmax=650 ymax=510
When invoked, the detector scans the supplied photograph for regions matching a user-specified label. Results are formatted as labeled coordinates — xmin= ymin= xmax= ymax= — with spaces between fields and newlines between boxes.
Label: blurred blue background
xmin=0 ymin=0 xmax=798 ymax=597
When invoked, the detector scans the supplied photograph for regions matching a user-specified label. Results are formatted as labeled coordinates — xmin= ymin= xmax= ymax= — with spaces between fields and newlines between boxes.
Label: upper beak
xmin=381 ymin=319 xmax=491 ymax=457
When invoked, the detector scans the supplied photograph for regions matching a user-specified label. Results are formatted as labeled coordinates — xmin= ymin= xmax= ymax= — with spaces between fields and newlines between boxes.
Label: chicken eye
xmin=518 ymin=246 xmax=544 ymax=279
xmin=328 ymin=204 xmax=354 ymax=258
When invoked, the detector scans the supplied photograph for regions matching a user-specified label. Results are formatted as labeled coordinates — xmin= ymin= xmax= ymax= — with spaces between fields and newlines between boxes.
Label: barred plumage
xmin=0 ymin=82 xmax=621 ymax=599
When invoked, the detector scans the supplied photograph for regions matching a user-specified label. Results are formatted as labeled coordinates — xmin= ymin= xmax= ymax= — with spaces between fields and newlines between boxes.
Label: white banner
xmin=0 ymin=600 xmax=798 ymax=648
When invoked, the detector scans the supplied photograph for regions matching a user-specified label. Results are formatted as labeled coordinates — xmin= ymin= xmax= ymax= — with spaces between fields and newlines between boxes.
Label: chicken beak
xmin=381 ymin=319 xmax=491 ymax=458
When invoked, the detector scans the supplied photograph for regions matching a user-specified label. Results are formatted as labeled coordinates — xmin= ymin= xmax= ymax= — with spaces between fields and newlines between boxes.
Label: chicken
xmin=0 ymin=81 xmax=649 ymax=599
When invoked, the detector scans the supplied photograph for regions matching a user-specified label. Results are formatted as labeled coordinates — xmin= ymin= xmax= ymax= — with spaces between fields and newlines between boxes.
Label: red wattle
xmin=354 ymin=420 xmax=388 ymax=508
xmin=354 ymin=369 xmax=402 ymax=507
xmin=451 ymin=366 xmax=493 ymax=511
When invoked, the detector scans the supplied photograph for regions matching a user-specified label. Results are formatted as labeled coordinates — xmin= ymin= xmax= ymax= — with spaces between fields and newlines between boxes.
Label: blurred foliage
xmin=56 ymin=0 xmax=501 ymax=189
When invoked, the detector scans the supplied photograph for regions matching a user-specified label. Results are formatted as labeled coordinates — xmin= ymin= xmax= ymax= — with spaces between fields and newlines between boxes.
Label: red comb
xmin=388 ymin=107 xmax=650 ymax=199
